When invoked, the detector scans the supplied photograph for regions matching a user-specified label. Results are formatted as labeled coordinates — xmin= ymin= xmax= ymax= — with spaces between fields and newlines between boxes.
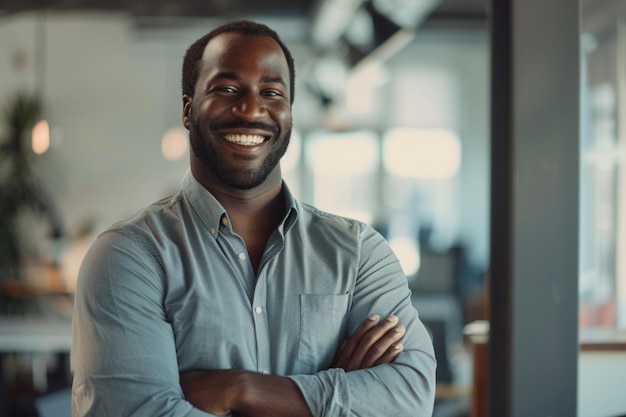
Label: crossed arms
xmin=180 ymin=314 xmax=406 ymax=417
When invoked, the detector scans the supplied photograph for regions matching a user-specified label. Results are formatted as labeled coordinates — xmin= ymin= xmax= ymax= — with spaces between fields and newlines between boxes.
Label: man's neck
xmin=223 ymin=185 xmax=286 ymax=275
xmin=192 ymin=166 xmax=284 ymax=217
xmin=191 ymin=165 xmax=286 ymax=273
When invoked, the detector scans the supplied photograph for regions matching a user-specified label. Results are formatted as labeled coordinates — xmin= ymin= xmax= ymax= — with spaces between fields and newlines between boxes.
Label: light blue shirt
xmin=71 ymin=173 xmax=436 ymax=417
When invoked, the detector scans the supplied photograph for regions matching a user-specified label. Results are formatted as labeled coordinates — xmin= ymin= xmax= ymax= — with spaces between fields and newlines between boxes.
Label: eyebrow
xmin=212 ymin=72 xmax=286 ymax=87
xmin=213 ymin=72 xmax=239 ymax=81
xmin=260 ymin=75 xmax=286 ymax=87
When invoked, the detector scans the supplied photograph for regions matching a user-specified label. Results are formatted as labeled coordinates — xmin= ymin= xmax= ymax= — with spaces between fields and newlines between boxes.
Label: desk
xmin=0 ymin=315 xmax=72 ymax=394
xmin=580 ymin=327 xmax=626 ymax=351
xmin=0 ymin=317 xmax=72 ymax=353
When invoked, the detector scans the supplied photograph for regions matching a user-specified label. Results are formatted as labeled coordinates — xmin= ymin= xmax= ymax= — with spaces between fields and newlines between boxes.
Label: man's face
xmin=184 ymin=33 xmax=293 ymax=190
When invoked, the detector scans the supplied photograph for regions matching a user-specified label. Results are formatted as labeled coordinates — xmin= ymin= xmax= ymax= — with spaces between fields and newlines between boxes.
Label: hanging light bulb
xmin=32 ymin=119 xmax=50 ymax=154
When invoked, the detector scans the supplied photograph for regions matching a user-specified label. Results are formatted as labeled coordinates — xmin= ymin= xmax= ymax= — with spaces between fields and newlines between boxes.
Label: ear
xmin=182 ymin=95 xmax=193 ymax=130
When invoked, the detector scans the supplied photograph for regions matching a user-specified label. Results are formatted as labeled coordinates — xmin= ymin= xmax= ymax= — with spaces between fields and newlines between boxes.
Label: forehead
xmin=199 ymin=33 xmax=289 ymax=81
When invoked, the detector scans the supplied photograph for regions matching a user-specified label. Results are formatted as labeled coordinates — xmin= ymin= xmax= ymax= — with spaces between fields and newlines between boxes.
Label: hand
xmin=179 ymin=369 xmax=243 ymax=415
xmin=332 ymin=314 xmax=406 ymax=371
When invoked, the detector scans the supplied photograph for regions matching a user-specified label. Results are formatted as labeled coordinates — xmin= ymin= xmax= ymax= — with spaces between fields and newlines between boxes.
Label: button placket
xmin=252 ymin=273 xmax=270 ymax=375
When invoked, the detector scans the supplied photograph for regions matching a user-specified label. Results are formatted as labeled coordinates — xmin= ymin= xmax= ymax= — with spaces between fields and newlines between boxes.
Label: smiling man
xmin=71 ymin=21 xmax=436 ymax=417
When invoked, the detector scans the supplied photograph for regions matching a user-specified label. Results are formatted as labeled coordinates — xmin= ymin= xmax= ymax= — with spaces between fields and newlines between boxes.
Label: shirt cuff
xmin=287 ymin=368 xmax=350 ymax=417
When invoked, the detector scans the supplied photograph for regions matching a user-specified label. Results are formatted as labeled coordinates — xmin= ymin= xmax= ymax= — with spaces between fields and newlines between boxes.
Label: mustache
xmin=210 ymin=120 xmax=279 ymax=136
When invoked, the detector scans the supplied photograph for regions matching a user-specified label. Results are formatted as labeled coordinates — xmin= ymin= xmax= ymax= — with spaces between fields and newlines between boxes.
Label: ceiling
xmin=0 ymin=0 xmax=318 ymax=19
xmin=0 ymin=0 xmax=488 ymax=33
xmin=4 ymin=0 xmax=623 ymax=38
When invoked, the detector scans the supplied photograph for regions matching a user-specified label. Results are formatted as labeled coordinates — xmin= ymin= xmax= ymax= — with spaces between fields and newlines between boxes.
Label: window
xmin=382 ymin=127 xmax=462 ymax=261
xmin=305 ymin=129 xmax=379 ymax=223
xmin=580 ymin=13 xmax=626 ymax=329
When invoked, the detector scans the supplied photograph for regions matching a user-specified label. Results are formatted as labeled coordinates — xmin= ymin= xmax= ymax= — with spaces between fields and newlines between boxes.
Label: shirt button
xmin=238 ymin=253 xmax=247 ymax=261
xmin=255 ymin=306 xmax=263 ymax=314
xmin=210 ymin=227 xmax=216 ymax=234
xmin=222 ymin=217 xmax=229 ymax=226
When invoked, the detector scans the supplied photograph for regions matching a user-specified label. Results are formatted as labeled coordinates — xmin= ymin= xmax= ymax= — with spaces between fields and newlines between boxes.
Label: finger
xmin=333 ymin=314 xmax=381 ymax=368
xmin=374 ymin=342 xmax=404 ymax=366
xmin=347 ymin=315 xmax=402 ymax=369
xmin=361 ymin=324 xmax=405 ymax=368
xmin=351 ymin=314 xmax=382 ymax=342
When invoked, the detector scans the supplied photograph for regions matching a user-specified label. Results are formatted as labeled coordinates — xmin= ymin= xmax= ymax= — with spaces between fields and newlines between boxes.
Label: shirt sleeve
xmin=71 ymin=229 xmax=216 ymax=417
xmin=288 ymin=224 xmax=437 ymax=417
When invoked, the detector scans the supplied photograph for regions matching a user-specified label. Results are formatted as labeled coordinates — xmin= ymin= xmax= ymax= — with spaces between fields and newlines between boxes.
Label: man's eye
xmin=212 ymin=86 xmax=236 ymax=93
xmin=263 ymin=90 xmax=282 ymax=97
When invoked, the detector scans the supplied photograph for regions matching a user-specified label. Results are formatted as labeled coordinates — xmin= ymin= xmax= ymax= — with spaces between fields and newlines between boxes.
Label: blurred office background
xmin=0 ymin=0 xmax=624 ymax=416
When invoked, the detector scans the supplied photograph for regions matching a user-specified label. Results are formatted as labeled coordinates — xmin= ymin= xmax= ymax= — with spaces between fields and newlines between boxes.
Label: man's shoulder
xmin=294 ymin=201 xmax=382 ymax=241
xmin=297 ymin=201 xmax=360 ymax=226
xmin=104 ymin=192 xmax=186 ymax=240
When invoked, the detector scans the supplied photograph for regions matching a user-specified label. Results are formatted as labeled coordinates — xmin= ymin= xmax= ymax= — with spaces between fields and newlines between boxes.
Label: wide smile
xmin=223 ymin=133 xmax=267 ymax=146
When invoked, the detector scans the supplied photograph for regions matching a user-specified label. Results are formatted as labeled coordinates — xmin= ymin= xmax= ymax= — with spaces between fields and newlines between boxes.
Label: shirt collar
xmin=182 ymin=171 xmax=227 ymax=237
xmin=281 ymin=182 xmax=299 ymax=234
xmin=182 ymin=171 xmax=299 ymax=238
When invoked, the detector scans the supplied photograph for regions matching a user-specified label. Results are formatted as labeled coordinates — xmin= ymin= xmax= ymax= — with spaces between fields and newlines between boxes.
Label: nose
xmin=231 ymin=92 xmax=266 ymax=121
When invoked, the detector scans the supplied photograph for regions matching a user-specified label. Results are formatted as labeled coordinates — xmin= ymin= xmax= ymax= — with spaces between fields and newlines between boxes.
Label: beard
xmin=189 ymin=119 xmax=291 ymax=190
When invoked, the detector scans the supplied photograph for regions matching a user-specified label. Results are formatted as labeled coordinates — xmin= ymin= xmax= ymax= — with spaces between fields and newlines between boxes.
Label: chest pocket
xmin=297 ymin=293 xmax=350 ymax=373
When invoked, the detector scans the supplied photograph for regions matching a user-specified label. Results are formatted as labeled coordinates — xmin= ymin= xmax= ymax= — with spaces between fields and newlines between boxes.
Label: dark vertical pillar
xmin=489 ymin=0 xmax=580 ymax=416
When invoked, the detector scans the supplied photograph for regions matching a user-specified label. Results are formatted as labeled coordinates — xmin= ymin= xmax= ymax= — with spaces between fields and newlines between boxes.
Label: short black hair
xmin=181 ymin=20 xmax=296 ymax=104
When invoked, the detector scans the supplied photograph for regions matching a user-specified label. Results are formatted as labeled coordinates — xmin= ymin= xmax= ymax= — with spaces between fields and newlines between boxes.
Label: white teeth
xmin=223 ymin=134 xmax=265 ymax=146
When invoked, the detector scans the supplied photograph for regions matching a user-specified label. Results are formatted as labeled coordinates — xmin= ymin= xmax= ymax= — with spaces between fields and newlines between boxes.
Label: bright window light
xmin=389 ymin=237 xmax=420 ymax=277
xmin=306 ymin=129 xmax=379 ymax=223
xmin=383 ymin=127 xmax=461 ymax=179
xmin=306 ymin=130 xmax=378 ymax=175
